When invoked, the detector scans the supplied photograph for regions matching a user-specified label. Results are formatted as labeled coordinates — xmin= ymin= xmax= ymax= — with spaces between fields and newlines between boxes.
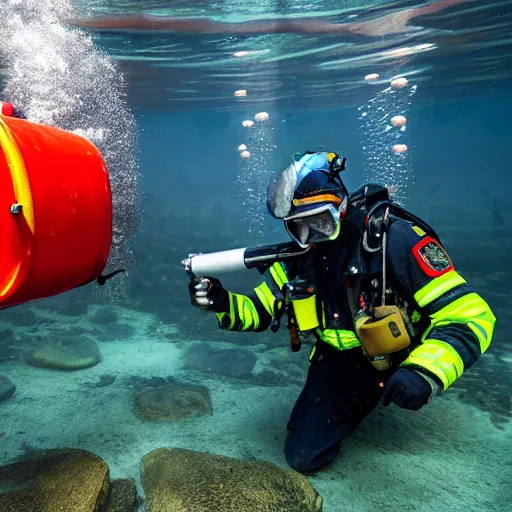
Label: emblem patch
xmin=412 ymin=236 xmax=453 ymax=277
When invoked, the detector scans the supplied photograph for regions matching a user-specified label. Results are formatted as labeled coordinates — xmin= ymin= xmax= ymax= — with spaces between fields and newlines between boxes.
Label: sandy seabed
xmin=1 ymin=304 xmax=511 ymax=512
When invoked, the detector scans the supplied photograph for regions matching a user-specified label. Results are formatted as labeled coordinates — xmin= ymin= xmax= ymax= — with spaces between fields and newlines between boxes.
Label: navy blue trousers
xmin=284 ymin=343 xmax=389 ymax=472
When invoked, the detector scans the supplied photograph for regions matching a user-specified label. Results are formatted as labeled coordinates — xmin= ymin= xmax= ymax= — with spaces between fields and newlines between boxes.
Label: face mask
xmin=284 ymin=202 xmax=345 ymax=248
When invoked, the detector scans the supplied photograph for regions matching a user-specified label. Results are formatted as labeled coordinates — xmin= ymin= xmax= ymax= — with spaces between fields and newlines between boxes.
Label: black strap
xmin=97 ymin=269 xmax=126 ymax=286
xmin=365 ymin=200 xmax=442 ymax=244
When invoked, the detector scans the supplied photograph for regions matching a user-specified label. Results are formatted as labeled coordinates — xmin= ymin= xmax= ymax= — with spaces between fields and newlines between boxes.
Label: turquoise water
xmin=0 ymin=1 xmax=511 ymax=511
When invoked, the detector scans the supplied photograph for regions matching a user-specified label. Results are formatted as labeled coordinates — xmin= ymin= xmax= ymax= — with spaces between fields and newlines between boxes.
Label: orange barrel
xmin=0 ymin=111 xmax=112 ymax=309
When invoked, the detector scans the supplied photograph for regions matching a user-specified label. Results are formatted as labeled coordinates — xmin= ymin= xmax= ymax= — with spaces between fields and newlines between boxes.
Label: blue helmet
xmin=267 ymin=151 xmax=347 ymax=219
xmin=267 ymin=151 xmax=349 ymax=247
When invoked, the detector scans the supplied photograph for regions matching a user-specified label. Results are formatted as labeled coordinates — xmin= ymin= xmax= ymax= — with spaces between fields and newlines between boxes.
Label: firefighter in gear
xmin=188 ymin=151 xmax=496 ymax=473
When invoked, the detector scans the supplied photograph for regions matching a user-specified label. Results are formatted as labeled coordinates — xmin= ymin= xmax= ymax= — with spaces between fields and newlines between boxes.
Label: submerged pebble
xmin=26 ymin=337 xmax=101 ymax=370
xmin=133 ymin=382 xmax=213 ymax=422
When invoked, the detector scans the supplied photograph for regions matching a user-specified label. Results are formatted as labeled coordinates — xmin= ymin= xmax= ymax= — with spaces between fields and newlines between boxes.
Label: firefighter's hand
xmin=381 ymin=368 xmax=434 ymax=411
xmin=188 ymin=277 xmax=229 ymax=313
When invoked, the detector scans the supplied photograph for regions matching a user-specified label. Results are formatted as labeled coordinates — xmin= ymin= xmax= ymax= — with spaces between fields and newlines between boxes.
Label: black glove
xmin=381 ymin=368 xmax=434 ymax=411
xmin=188 ymin=276 xmax=229 ymax=313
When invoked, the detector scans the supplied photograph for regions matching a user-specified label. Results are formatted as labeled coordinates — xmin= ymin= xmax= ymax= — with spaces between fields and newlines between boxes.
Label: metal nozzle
xmin=181 ymin=254 xmax=199 ymax=276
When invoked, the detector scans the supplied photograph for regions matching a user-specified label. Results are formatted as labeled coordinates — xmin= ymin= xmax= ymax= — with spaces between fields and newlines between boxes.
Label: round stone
xmin=26 ymin=337 xmax=101 ymax=370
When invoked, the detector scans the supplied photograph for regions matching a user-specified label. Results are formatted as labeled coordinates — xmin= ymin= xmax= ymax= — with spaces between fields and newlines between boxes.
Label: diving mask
xmin=284 ymin=201 xmax=346 ymax=248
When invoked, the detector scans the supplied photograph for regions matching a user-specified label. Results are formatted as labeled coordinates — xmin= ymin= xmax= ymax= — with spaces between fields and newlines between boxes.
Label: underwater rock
xmin=90 ymin=307 xmax=119 ymax=326
xmin=133 ymin=382 xmax=213 ymax=422
xmin=105 ymin=478 xmax=141 ymax=512
xmin=26 ymin=336 xmax=101 ymax=370
xmin=183 ymin=343 xmax=257 ymax=378
xmin=0 ymin=448 xmax=110 ymax=512
xmin=141 ymin=448 xmax=323 ymax=512
xmin=0 ymin=376 xmax=16 ymax=403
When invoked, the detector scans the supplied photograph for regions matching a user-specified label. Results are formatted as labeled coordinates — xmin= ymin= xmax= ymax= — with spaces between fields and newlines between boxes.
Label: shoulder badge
xmin=412 ymin=236 xmax=453 ymax=277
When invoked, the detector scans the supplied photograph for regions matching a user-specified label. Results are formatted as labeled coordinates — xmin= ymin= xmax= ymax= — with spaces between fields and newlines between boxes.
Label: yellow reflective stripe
xmin=0 ymin=117 xmax=34 ymax=232
xmin=429 ymin=293 xmax=491 ymax=326
xmin=269 ymin=262 xmax=288 ymax=289
xmin=224 ymin=291 xmax=236 ymax=330
xmin=412 ymin=225 xmax=426 ymax=236
xmin=236 ymin=294 xmax=259 ymax=331
xmin=413 ymin=270 xmax=466 ymax=308
xmin=215 ymin=291 xmax=236 ymax=331
xmin=468 ymin=310 xmax=495 ymax=354
xmin=247 ymin=297 xmax=260 ymax=330
xmin=236 ymin=295 xmax=248 ymax=330
xmin=216 ymin=311 xmax=228 ymax=326
xmin=318 ymin=329 xmax=361 ymax=350
xmin=292 ymin=295 xmax=319 ymax=331
xmin=254 ymin=282 xmax=275 ymax=316
xmin=217 ymin=291 xmax=236 ymax=331
xmin=411 ymin=310 xmax=421 ymax=323
xmin=424 ymin=293 xmax=496 ymax=353
xmin=401 ymin=339 xmax=464 ymax=390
